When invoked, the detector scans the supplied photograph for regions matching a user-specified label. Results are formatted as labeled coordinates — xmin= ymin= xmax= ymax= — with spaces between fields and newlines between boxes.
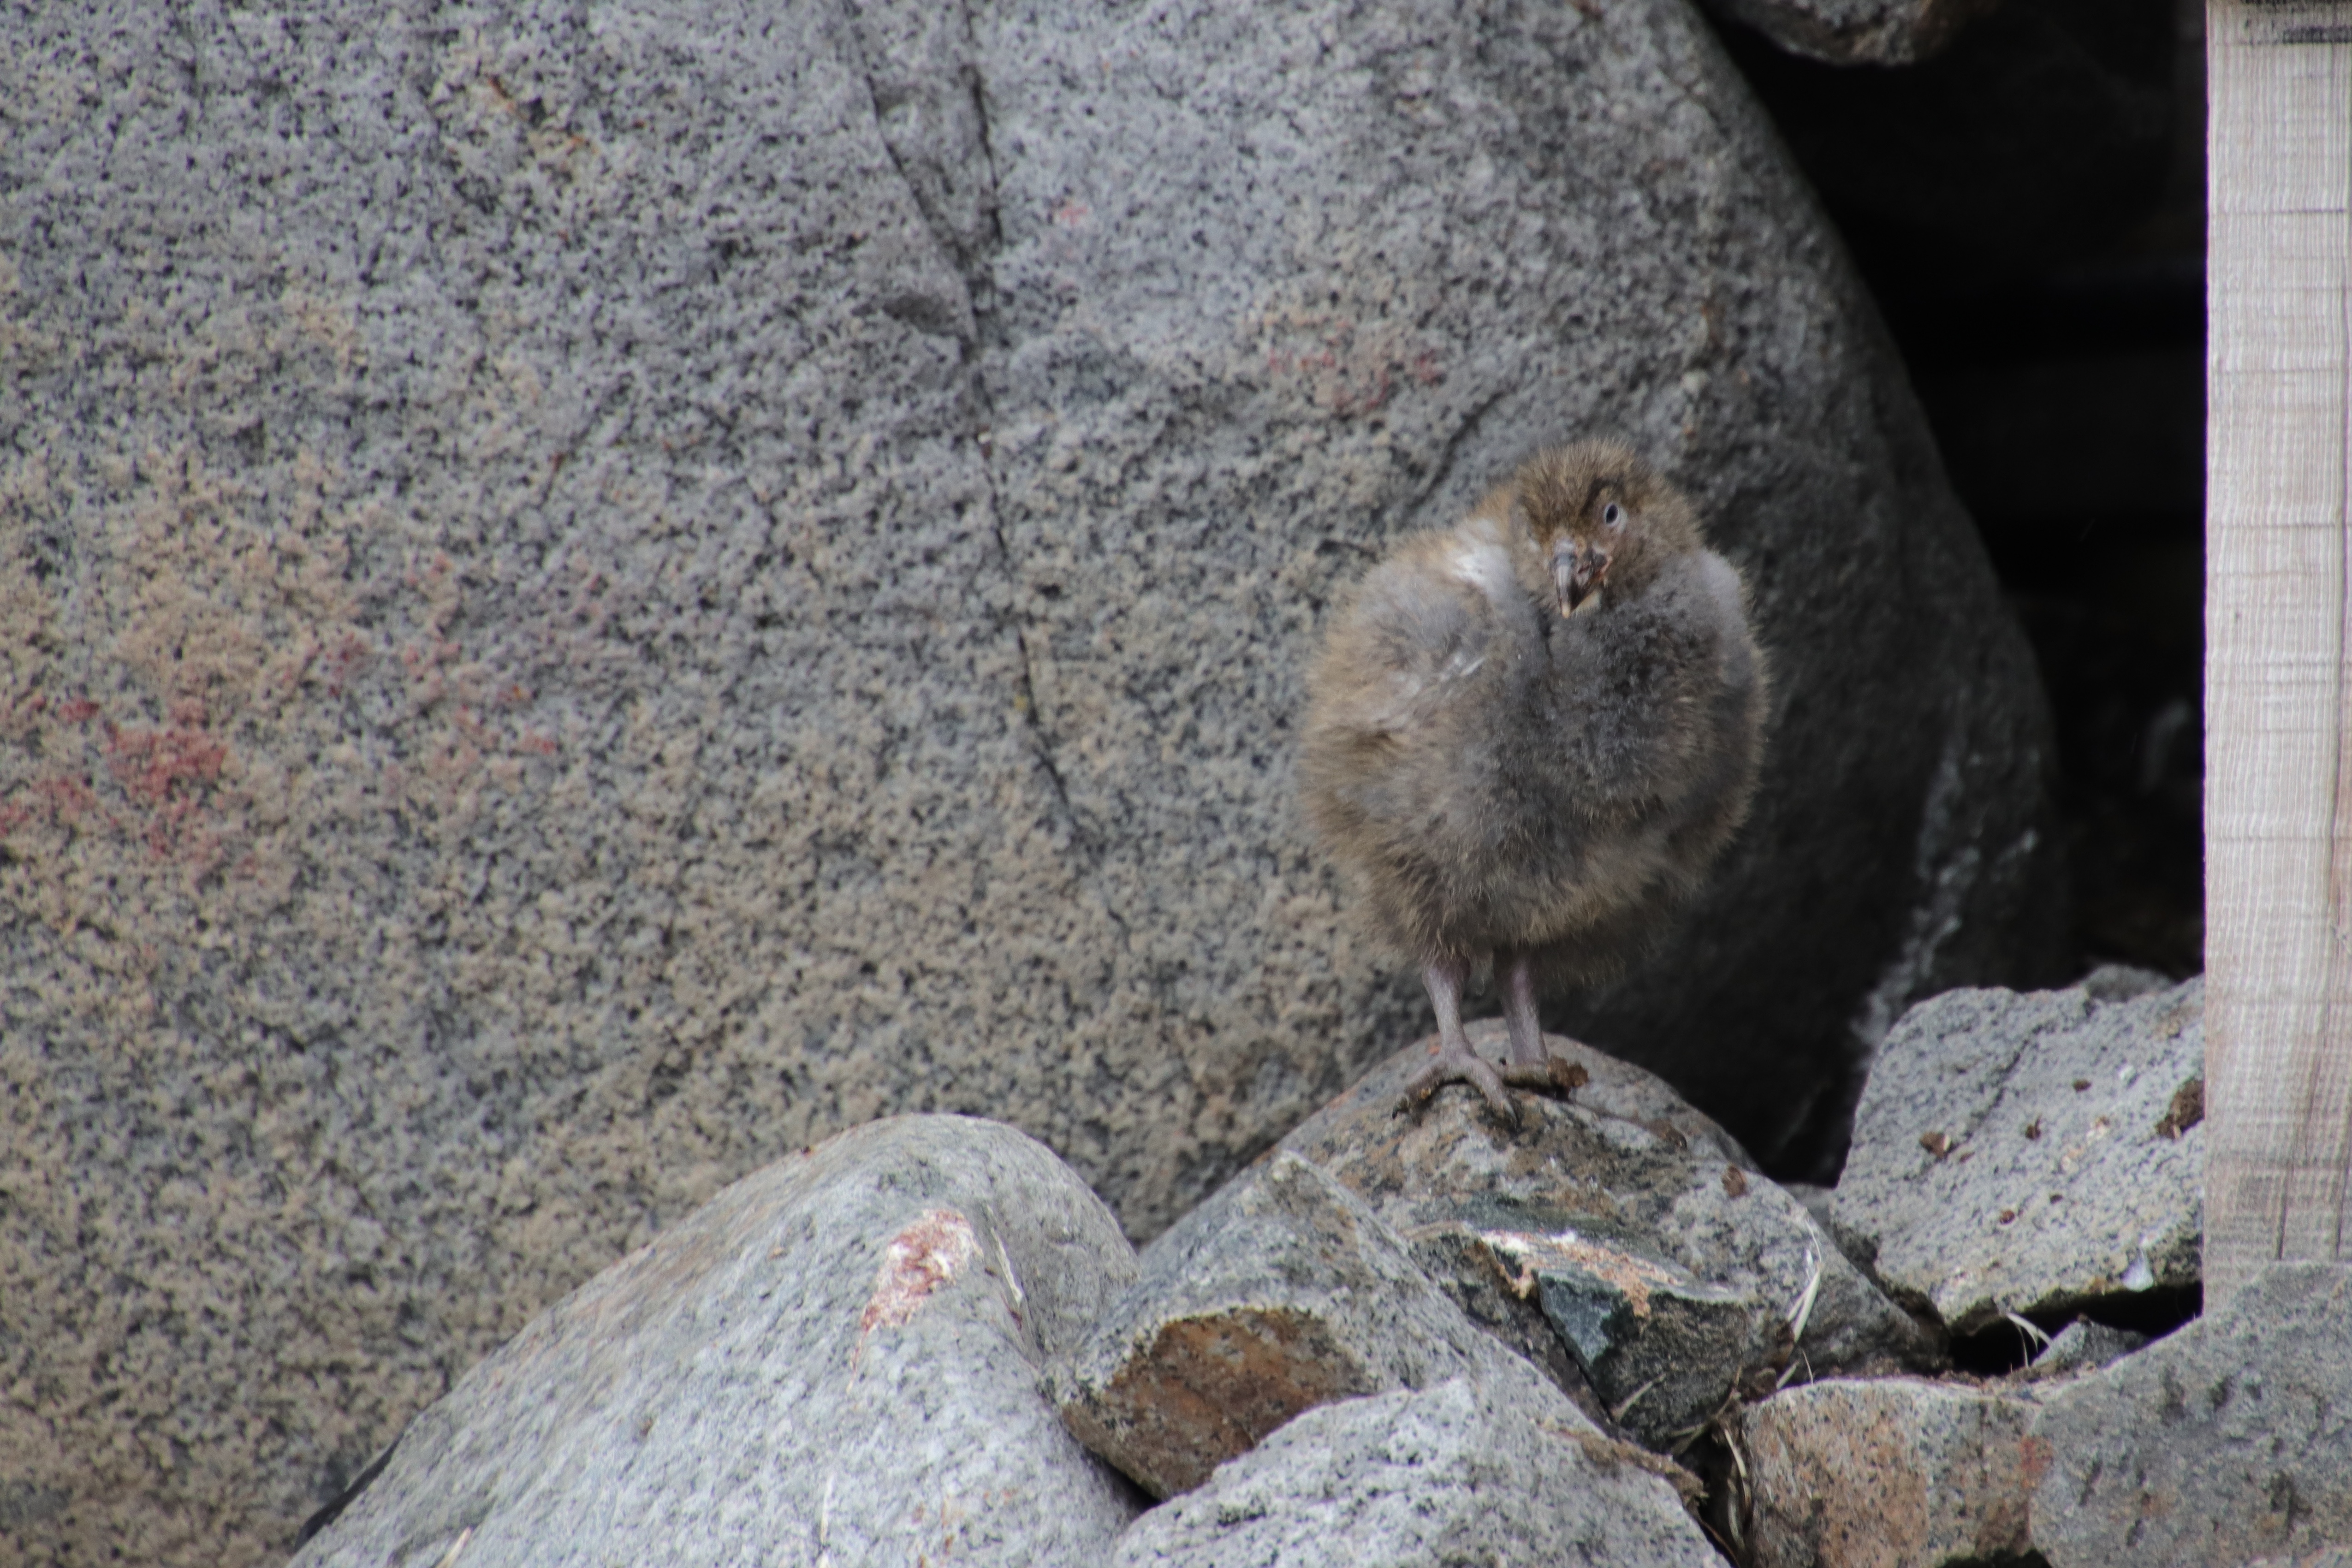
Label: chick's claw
xmin=1396 ymin=1045 xmax=1589 ymax=1125
xmin=1397 ymin=1040 xmax=1520 ymax=1126
xmin=1503 ymin=1056 xmax=1590 ymax=1099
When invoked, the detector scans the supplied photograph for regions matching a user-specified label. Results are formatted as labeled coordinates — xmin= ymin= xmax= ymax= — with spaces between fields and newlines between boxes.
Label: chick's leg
xmin=1494 ymin=946 xmax=1589 ymax=1098
xmin=1499 ymin=948 xmax=1545 ymax=1069
xmin=1398 ymin=953 xmax=1516 ymax=1123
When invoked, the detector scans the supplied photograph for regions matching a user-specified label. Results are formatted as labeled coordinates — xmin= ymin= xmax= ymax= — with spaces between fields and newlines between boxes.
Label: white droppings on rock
xmin=859 ymin=1208 xmax=981 ymax=1339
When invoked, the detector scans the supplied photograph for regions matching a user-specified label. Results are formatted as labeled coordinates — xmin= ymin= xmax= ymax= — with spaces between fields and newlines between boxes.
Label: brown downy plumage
xmin=1302 ymin=439 xmax=1768 ymax=1121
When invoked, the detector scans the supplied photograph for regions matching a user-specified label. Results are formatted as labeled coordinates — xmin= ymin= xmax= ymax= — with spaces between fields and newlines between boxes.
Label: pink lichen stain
xmin=398 ymin=636 xmax=464 ymax=707
xmin=1326 ymin=362 xmax=1394 ymax=417
xmin=33 ymin=772 xmax=102 ymax=823
xmin=96 ymin=702 xmax=233 ymax=862
xmin=321 ymin=631 xmax=371 ymax=695
xmin=857 ymin=1208 xmax=980 ymax=1346
xmin=2019 ymin=1433 xmax=2054 ymax=1489
xmin=0 ymin=694 xmax=246 ymax=866
xmin=104 ymin=705 xmax=227 ymax=807
xmin=1259 ymin=313 xmax=1441 ymax=419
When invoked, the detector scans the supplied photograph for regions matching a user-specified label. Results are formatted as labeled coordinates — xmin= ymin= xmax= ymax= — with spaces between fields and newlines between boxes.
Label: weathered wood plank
xmin=2204 ymin=0 xmax=2352 ymax=1303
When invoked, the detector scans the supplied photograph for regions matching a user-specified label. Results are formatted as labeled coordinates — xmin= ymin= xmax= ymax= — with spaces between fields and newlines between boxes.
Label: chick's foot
xmin=1398 ymin=1034 xmax=1520 ymax=1124
xmin=1397 ymin=955 xmax=1520 ymax=1124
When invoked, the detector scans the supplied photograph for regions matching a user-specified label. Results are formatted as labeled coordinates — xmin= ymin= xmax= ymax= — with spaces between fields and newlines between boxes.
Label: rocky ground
xmin=290 ymin=970 xmax=2351 ymax=1567
xmin=0 ymin=0 xmax=2217 ymax=1559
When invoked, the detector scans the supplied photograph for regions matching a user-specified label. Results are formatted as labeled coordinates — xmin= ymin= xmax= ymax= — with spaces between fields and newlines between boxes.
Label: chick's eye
xmin=1602 ymin=503 xmax=1624 ymax=529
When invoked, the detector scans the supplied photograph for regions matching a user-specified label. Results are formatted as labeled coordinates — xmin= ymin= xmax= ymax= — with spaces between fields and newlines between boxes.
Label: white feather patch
xmin=1693 ymin=551 xmax=1743 ymax=619
xmin=1448 ymin=537 xmax=1515 ymax=604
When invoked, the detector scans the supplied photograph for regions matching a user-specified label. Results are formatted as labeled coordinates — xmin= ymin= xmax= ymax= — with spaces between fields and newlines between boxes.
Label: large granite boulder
xmin=1110 ymin=1361 xmax=1722 ymax=1568
xmin=2027 ymin=1263 xmax=2352 ymax=1567
xmin=0 ymin=0 xmax=2058 ymax=1558
xmin=1829 ymin=976 xmax=2203 ymax=1336
xmin=1737 ymin=1375 xmax=2043 ymax=1568
xmin=291 ymin=1116 xmax=1141 ymax=1568
xmin=1701 ymin=0 xmax=2003 ymax=65
xmin=1282 ymin=1023 xmax=1942 ymax=1449
xmin=1046 ymin=1151 xmax=1506 ymax=1498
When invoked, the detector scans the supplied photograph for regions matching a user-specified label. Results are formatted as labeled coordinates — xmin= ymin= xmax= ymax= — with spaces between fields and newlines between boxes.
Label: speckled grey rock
xmin=1112 ymin=1357 xmax=1720 ymax=1568
xmin=2078 ymin=962 xmax=2172 ymax=1004
xmin=1830 ymin=978 xmax=2204 ymax=1334
xmin=1283 ymin=1023 xmax=1941 ymax=1449
xmin=1737 ymin=1376 xmax=2041 ymax=1568
xmin=977 ymin=0 xmax=2068 ymax=1194
xmin=291 ymin=1117 xmax=1141 ymax=1568
xmin=2016 ymin=1316 xmax=2146 ymax=1383
xmin=1702 ymin=0 xmax=1999 ymax=64
xmin=2028 ymin=1263 xmax=2352 ymax=1568
xmin=3 ymin=0 xmax=2058 ymax=1558
xmin=1046 ymin=1151 xmax=1500 ymax=1498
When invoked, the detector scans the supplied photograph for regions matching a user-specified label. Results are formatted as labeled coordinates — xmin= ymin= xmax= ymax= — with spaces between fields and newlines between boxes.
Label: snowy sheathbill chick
xmin=1302 ymin=440 xmax=1768 ymax=1120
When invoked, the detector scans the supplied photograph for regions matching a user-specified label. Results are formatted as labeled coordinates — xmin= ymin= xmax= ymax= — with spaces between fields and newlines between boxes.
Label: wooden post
xmin=2204 ymin=0 xmax=2352 ymax=1304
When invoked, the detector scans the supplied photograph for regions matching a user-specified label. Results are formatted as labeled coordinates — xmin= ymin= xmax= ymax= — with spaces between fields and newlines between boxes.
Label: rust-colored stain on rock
xmin=1071 ymin=1308 xmax=1372 ymax=1497
xmin=2154 ymin=1077 xmax=2204 ymax=1140
xmin=1743 ymin=1381 xmax=2038 ymax=1568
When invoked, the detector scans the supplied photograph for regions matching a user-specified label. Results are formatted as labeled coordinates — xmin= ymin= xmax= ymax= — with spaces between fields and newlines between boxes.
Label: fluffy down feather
xmin=1303 ymin=440 xmax=1767 ymax=1119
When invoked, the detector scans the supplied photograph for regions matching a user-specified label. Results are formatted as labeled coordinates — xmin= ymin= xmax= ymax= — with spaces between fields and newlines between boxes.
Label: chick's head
xmin=1513 ymin=440 xmax=1703 ymax=617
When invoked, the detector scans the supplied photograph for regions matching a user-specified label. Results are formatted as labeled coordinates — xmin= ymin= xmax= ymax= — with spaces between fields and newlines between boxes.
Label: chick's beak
xmin=1553 ymin=540 xmax=1609 ymax=616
